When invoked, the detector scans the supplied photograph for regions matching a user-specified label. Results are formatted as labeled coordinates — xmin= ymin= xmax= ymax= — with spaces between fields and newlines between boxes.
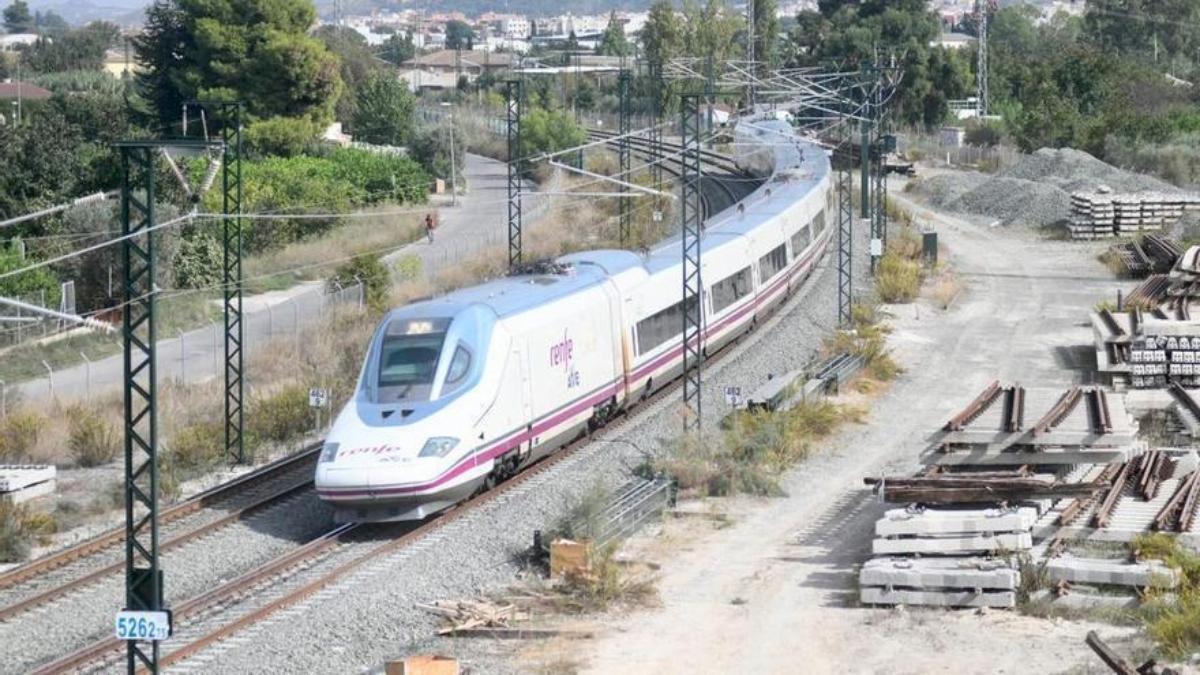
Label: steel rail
xmin=1033 ymin=386 xmax=1081 ymax=435
xmin=0 ymin=443 xmax=321 ymax=592
xmin=0 ymin=479 xmax=314 ymax=621
xmin=943 ymin=380 xmax=1001 ymax=432
xmin=1091 ymin=460 xmax=1132 ymax=528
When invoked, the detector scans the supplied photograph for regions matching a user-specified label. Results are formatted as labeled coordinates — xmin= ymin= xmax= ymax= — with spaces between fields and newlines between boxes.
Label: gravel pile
xmin=186 ymin=228 xmax=869 ymax=675
xmin=916 ymin=148 xmax=1180 ymax=228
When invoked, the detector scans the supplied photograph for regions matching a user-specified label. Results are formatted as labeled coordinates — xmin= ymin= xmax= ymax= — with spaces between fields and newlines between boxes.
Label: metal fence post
xmin=178 ymin=330 xmax=186 ymax=383
xmin=0 ymin=379 xmax=6 ymax=417
xmin=42 ymin=360 xmax=53 ymax=399
xmin=80 ymin=352 xmax=91 ymax=397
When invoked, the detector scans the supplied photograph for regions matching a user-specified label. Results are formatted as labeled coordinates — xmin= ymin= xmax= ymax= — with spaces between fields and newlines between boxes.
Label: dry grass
xmin=243 ymin=210 xmax=423 ymax=292
xmin=928 ymin=271 xmax=964 ymax=309
xmin=823 ymin=304 xmax=902 ymax=382
xmin=645 ymin=396 xmax=862 ymax=499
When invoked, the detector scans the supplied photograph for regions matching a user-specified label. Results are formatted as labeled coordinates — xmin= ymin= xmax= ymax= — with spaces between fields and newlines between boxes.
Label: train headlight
xmin=418 ymin=437 xmax=459 ymax=458
xmin=319 ymin=442 xmax=340 ymax=463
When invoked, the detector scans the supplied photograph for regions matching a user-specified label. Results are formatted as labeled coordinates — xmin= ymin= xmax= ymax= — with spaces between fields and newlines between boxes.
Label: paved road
xmin=12 ymin=154 xmax=533 ymax=404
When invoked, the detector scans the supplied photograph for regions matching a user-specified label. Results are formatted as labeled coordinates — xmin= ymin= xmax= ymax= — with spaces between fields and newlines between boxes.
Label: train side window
xmin=790 ymin=225 xmax=811 ymax=258
xmin=758 ymin=244 xmax=788 ymax=284
xmin=711 ymin=266 xmax=752 ymax=314
xmin=636 ymin=296 xmax=698 ymax=354
xmin=813 ymin=209 xmax=826 ymax=236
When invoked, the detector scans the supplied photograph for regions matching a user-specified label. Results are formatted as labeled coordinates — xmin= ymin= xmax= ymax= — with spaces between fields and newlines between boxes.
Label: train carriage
xmin=316 ymin=118 xmax=836 ymax=522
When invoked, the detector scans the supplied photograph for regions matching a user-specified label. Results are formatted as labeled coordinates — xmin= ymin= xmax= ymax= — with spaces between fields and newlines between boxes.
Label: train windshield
xmin=376 ymin=318 xmax=452 ymax=395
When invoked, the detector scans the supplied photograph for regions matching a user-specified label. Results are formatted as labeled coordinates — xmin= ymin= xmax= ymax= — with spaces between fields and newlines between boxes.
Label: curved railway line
xmin=4 ymin=138 xmax=769 ymax=673
xmin=584 ymin=129 xmax=761 ymax=219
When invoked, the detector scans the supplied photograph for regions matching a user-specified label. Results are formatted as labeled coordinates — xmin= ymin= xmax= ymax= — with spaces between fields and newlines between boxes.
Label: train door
xmin=600 ymin=281 xmax=629 ymax=405
xmin=517 ymin=343 xmax=535 ymax=460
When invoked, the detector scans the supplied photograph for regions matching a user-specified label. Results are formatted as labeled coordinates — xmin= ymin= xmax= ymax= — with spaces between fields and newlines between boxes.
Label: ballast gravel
xmin=915 ymin=147 xmax=1181 ymax=228
xmin=186 ymin=224 xmax=870 ymax=675
xmin=1 ymin=492 xmax=333 ymax=674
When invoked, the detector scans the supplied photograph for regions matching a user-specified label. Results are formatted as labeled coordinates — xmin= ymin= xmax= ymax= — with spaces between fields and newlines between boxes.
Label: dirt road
xmin=577 ymin=196 xmax=1138 ymax=674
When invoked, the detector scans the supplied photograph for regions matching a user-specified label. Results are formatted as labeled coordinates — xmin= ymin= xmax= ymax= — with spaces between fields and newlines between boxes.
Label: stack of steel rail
xmin=857 ymin=381 xmax=1174 ymax=609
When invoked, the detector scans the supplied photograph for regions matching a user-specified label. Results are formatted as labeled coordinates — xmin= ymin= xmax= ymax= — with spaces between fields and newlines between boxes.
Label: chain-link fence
xmin=897 ymin=130 xmax=1021 ymax=173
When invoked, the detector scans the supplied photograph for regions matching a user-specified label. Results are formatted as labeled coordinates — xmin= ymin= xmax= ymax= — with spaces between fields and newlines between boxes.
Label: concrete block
xmin=0 ymin=465 xmax=56 ymax=492
xmin=1046 ymin=556 xmax=1178 ymax=589
xmin=1028 ymin=589 xmax=1142 ymax=610
xmin=861 ymin=586 xmax=1016 ymax=608
xmin=860 ymin=556 xmax=1019 ymax=591
xmin=872 ymin=532 xmax=1032 ymax=555
xmin=875 ymin=507 xmax=1038 ymax=537
xmin=0 ymin=479 xmax=55 ymax=504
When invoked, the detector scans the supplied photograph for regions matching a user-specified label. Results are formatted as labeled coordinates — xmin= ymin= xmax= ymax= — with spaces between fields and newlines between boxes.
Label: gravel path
xmin=169 ymin=214 xmax=868 ymax=674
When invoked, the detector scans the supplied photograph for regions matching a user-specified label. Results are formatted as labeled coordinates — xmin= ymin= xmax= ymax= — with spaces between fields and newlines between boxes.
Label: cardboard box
xmin=550 ymin=538 xmax=594 ymax=579
xmin=385 ymin=655 xmax=459 ymax=675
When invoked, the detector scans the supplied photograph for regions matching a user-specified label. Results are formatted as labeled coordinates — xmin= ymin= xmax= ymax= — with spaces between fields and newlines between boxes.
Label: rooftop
xmin=0 ymin=81 xmax=51 ymax=101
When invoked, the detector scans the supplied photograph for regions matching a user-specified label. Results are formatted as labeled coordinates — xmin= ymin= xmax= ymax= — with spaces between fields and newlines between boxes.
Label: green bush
xmin=173 ymin=233 xmax=224 ymax=289
xmin=170 ymin=421 xmax=224 ymax=470
xmin=0 ymin=411 xmax=43 ymax=463
xmin=68 ymin=406 xmax=118 ymax=468
xmin=245 ymin=116 xmax=321 ymax=158
xmin=0 ymin=245 xmax=61 ymax=310
xmin=328 ymin=254 xmax=390 ymax=312
xmin=249 ymin=385 xmax=313 ymax=445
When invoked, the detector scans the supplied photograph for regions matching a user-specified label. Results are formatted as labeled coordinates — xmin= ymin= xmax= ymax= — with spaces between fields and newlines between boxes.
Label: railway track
xmin=584 ymin=130 xmax=759 ymax=219
xmin=34 ymin=371 xmax=693 ymax=674
xmin=0 ymin=445 xmax=321 ymax=623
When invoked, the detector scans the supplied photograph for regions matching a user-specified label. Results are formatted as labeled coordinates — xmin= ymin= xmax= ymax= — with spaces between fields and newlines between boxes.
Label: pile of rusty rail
xmin=942 ymin=380 xmax=1025 ymax=434
xmin=866 ymin=469 xmax=1106 ymax=505
xmin=939 ymin=383 xmax=1135 ymax=459
xmin=1109 ymin=235 xmax=1182 ymax=278
xmin=1126 ymin=275 xmax=1172 ymax=308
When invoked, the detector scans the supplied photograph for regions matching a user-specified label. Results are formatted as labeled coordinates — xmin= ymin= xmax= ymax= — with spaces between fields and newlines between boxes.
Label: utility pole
xmin=113 ymin=138 xmax=215 ymax=673
xmin=976 ymin=0 xmax=989 ymax=118
xmin=746 ymin=0 xmax=756 ymax=108
xmin=505 ymin=80 xmax=523 ymax=269
xmin=836 ymin=81 xmax=855 ymax=328
xmin=618 ymin=69 xmax=632 ymax=246
xmin=679 ymin=93 xmax=703 ymax=434
xmin=184 ymin=100 xmax=245 ymax=464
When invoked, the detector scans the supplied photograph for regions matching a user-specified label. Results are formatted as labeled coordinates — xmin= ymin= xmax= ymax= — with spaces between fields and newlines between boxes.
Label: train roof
xmin=387 ymin=119 xmax=827 ymax=323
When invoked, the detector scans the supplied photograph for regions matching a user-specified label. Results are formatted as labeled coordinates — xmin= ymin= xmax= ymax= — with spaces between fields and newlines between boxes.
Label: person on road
xmin=425 ymin=213 xmax=436 ymax=243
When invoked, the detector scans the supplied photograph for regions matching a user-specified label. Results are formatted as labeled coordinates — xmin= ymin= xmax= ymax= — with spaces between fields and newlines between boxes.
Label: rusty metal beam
xmin=1034 ymin=387 xmax=1082 ymax=435
xmin=944 ymin=380 xmax=1001 ymax=432
xmin=1092 ymin=461 xmax=1132 ymax=529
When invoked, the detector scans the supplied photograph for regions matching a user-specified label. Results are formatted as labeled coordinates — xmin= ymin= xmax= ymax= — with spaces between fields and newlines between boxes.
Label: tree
xmin=3 ymin=0 xmax=32 ymax=33
xmin=641 ymin=0 xmax=683 ymax=70
xmin=683 ymin=0 xmax=744 ymax=70
xmin=750 ymin=0 xmax=780 ymax=68
xmin=134 ymin=0 xmax=342 ymax=156
xmin=24 ymin=22 xmax=121 ymax=73
xmin=565 ymin=30 xmax=579 ymax=51
xmin=351 ymin=72 xmax=415 ymax=146
xmin=315 ymin=25 xmax=382 ymax=124
xmin=33 ymin=10 xmax=67 ymax=35
xmin=445 ymin=20 xmax=474 ymax=50
xmin=597 ymin=11 xmax=631 ymax=57
xmin=379 ymin=32 xmax=416 ymax=65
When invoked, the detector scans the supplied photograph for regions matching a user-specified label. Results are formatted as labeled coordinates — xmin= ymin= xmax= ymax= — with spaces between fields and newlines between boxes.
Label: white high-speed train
xmin=315 ymin=119 xmax=835 ymax=522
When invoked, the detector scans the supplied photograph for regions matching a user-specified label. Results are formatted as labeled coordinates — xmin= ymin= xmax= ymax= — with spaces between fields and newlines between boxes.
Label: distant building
xmin=0 ymin=80 xmax=51 ymax=101
xmin=0 ymin=34 xmax=38 ymax=52
xmin=102 ymin=49 xmax=140 ymax=78
xmin=931 ymin=32 xmax=975 ymax=50
xmin=398 ymin=49 xmax=515 ymax=91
